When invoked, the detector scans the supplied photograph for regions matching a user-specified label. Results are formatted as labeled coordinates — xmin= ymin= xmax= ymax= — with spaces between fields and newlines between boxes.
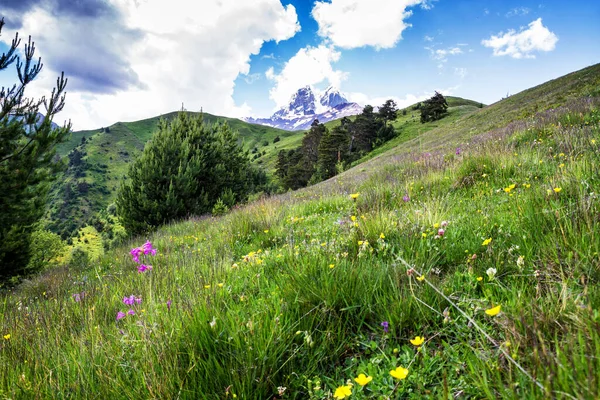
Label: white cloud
xmin=481 ymin=18 xmax=558 ymax=59
xmin=348 ymin=86 xmax=457 ymax=109
xmin=2 ymin=0 xmax=300 ymax=129
xmin=267 ymin=45 xmax=348 ymax=109
xmin=454 ymin=67 xmax=467 ymax=79
xmin=505 ymin=7 xmax=530 ymax=18
xmin=424 ymin=35 xmax=434 ymax=42
xmin=311 ymin=0 xmax=425 ymax=49
xmin=425 ymin=45 xmax=465 ymax=69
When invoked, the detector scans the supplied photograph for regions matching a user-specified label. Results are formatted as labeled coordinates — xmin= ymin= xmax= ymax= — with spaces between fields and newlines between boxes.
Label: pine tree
xmin=0 ymin=18 xmax=71 ymax=277
xmin=420 ymin=91 xmax=448 ymax=123
xmin=317 ymin=124 xmax=349 ymax=180
xmin=117 ymin=112 xmax=255 ymax=235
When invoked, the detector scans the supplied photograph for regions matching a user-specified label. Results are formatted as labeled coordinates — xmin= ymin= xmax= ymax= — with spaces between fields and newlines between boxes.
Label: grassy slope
xmin=48 ymin=97 xmax=481 ymax=237
xmin=2 ymin=64 xmax=600 ymax=399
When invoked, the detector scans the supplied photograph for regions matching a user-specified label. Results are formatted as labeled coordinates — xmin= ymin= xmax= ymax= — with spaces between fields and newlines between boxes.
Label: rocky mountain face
xmin=244 ymin=86 xmax=362 ymax=131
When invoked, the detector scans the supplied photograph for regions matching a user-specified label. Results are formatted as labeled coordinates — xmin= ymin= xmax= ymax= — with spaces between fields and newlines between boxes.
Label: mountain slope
xmin=3 ymin=63 xmax=600 ymax=399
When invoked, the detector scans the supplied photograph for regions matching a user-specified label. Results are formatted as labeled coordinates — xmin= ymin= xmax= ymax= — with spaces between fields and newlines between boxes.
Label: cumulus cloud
xmin=0 ymin=0 xmax=300 ymax=128
xmin=267 ymin=45 xmax=347 ymax=108
xmin=312 ymin=0 xmax=426 ymax=49
xmin=482 ymin=18 xmax=558 ymax=59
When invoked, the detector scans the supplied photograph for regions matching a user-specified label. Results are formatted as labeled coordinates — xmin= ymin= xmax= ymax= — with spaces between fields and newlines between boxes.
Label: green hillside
xmin=3 ymin=63 xmax=600 ymax=398
xmin=48 ymin=98 xmax=482 ymax=239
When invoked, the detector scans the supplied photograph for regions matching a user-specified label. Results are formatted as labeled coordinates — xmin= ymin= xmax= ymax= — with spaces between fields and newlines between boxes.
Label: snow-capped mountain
xmin=244 ymin=86 xmax=362 ymax=131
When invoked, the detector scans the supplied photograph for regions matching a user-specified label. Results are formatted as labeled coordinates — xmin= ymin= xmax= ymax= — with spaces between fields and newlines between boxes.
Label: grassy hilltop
xmin=1 ymin=63 xmax=600 ymax=399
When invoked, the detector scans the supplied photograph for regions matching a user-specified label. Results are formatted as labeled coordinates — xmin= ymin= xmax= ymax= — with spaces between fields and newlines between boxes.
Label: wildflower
xmin=380 ymin=233 xmax=385 ymax=239
xmin=403 ymin=195 xmax=410 ymax=202
xmin=523 ymin=183 xmax=531 ymax=188
xmin=137 ymin=264 xmax=152 ymax=273
xmin=553 ymin=187 xmax=562 ymax=193
xmin=264 ymin=230 xmax=269 ymax=233
xmin=455 ymin=147 xmax=461 ymax=155
xmin=410 ymin=336 xmax=425 ymax=346
xmin=437 ymin=228 xmax=445 ymax=236
xmin=350 ymin=193 xmax=360 ymax=200
xmin=329 ymin=264 xmax=335 ymax=269
xmin=3 ymin=334 xmax=10 ymax=340
xmin=381 ymin=321 xmax=389 ymax=333
xmin=390 ymin=366 xmax=409 ymax=380
xmin=72 ymin=293 xmax=82 ymax=302
xmin=422 ymin=233 xmax=427 ymax=238
xmin=333 ymin=385 xmax=352 ymax=399
xmin=142 ymin=241 xmax=157 ymax=256
xmin=486 ymin=267 xmax=497 ymax=280
xmin=476 ymin=276 xmax=483 ymax=282
xmin=517 ymin=256 xmax=525 ymax=268
xmin=351 ymin=216 xmax=357 ymax=222
xmin=358 ymin=240 xmax=364 ymax=246
xmin=204 ymin=285 xmax=211 ymax=289
xmin=441 ymin=220 xmax=449 ymax=228
xmin=354 ymin=373 xmax=373 ymax=386
xmin=482 ymin=238 xmax=492 ymax=246
xmin=217 ymin=283 xmax=224 ymax=288
xmin=210 ymin=316 xmax=217 ymax=329
xmin=416 ymin=275 xmax=425 ymax=282
xmin=433 ymin=223 xmax=440 ymax=229
xmin=166 ymin=300 xmax=172 ymax=311
xmin=485 ymin=305 xmax=501 ymax=316
xmin=127 ymin=309 xmax=135 ymax=316
xmin=130 ymin=247 xmax=143 ymax=263
xmin=116 ymin=311 xmax=126 ymax=321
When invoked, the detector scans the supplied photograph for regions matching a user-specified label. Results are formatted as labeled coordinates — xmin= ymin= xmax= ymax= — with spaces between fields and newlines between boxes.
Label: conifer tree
xmin=117 ymin=112 xmax=255 ymax=234
xmin=0 ymin=18 xmax=71 ymax=276
xmin=317 ymin=124 xmax=349 ymax=179
xmin=420 ymin=91 xmax=448 ymax=123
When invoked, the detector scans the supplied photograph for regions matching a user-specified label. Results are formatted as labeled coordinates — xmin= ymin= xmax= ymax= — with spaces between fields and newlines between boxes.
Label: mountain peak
xmin=244 ymin=85 xmax=361 ymax=131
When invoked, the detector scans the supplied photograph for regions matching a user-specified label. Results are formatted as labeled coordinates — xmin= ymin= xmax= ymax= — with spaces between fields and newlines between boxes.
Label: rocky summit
xmin=244 ymin=86 xmax=362 ymax=131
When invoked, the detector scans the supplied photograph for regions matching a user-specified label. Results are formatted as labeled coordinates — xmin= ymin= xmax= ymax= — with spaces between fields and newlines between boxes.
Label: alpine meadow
xmin=1 ymin=1 xmax=600 ymax=399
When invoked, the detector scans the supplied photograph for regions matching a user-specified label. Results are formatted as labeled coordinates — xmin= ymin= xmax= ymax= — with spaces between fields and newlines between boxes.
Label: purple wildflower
xmin=130 ymin=247 xmax=143 ymax=263
xmin=166 ymin=299 xmax=172 ymax=311
xmin=142 ymin=241 xmax=157 ymax=256
xmin=72 ymin=293 xmax=81 ymax=302
xmin=116 ymin=311 xmax=126 ymax=321
xmin=123 ymin=295 xmax=134 ymax=306
xmin=138 ymin=264 xmax=152 ymax=273
xmin=381 ymin=321 xmax=389 ymax=333
xmin=135 ymin=296 xmax=142 ymax=305
xmin=402 ymin=195 xmax=410 ymax=203
xmin=438 ymin=228 xmax=445 ymax=237
xmin=456 ymin=147 xmax=461 ymax=155
xmin=127 ymin=309 xmax=135 ymax=316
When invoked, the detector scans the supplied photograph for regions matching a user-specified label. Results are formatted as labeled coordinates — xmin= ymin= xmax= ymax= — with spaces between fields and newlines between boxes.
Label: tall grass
xmin=1 ymin=98 xmax=599 ymax=399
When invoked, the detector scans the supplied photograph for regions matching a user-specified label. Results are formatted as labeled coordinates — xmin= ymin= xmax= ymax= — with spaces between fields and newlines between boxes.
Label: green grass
xmin=2 ymin=63 xmax=600 ymax=399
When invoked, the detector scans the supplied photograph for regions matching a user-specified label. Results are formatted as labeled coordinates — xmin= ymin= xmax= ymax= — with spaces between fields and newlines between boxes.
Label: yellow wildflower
xmin=416 ymin=275 xmax=425 ymax=282
xmin=358 ymin=240 xmax=364 ymax=246
xmin=217 ymin=283 xmax=224 ymax=288
xmin=3 ymin=334 xmax=10 ymax=340
xmin=204 ymin=285 xmax=211 ymax=289
xmin=350 ymin=193 xmax=359 ymax=200
xmin=333 ymin=385 xmax=352 ymax=399
xmin=380 ymin=233 xmax=385 ymax=239
xmin=390 ymin=366 xmax=409 ymax=380
xmin=485 ymin=305 xmax=501 ymax=316
xmin=410 ymin=336 xmax=425 ymax=346
xmin=476 ymin=276 xmax=483 ymax=282
xmin=329 ymin=264 xmax=335 ymax=269
xmin=553 ymin=187 xmax=562 ymax=193
xmin=354 ymin=373 xmax=373 ymax=386
xmin=482 ymin=238 xmax=492 ymax=246
xmin=351 ymin=216 xmax=357 ymax=222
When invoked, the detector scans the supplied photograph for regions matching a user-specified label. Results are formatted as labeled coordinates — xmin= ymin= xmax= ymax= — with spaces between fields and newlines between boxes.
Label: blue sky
xmin=1 ymin=0 xmax=598 ymax=129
